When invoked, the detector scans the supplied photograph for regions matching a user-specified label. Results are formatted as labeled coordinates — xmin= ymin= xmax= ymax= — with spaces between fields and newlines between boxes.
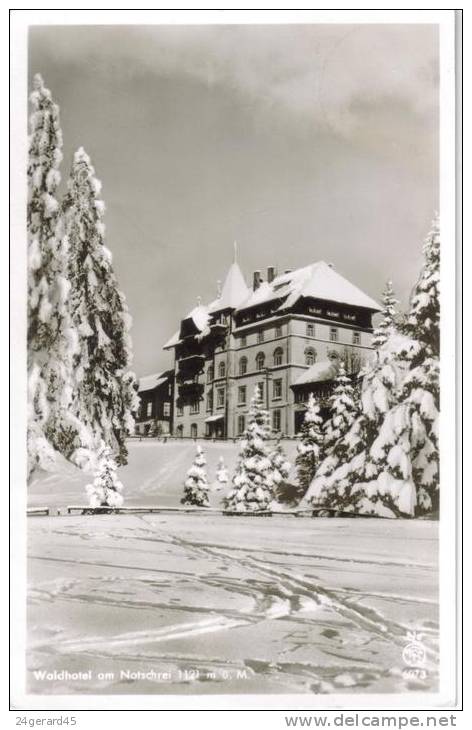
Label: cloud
xmin=31 ymin=23 xmax=438 ymax=136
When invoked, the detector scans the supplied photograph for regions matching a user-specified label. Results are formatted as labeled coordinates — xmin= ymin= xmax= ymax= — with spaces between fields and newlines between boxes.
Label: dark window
xmin=256 ymin=352 xmax=265 ymax=371
xmin=218 ymin=361 xmax=226 ymax=378
xmin=273 ymin=379 xmax=282 ymax=400
xmin=217 ymin=387 xmax=225 ymax=408
xmin=239 ymin=356 xmax=247 ymax=375
xmin=272 ymin=409 xmax=281 ymax=432
xmin=305 ymin=348 xmax=316 ymax=366
xmin=207 ymin=365 xmax=214 ymax=383
xmin=177 ymin=404 xmax=183 ymax=416
xmin=190 ymin=400 xmax=200 ymax=415
xmin=206 ymin=390 xmax=213 ymax=412
xmin=353 ymin=331 xmax=361 ymax=345
xmin=257 ymin=330 xmax=265 ymax=343
xmin=258 ymin=381 xmax=264 ymax=400
xmin=306 ymin=323 xmax=315 ymax=337
xmin=329 ymin=327 xmax=338 ymax=342
xmin=190 ymin=423 xmax=198 ymax=439
xmin=176 ymin=424 xmax=183 ymax=437
xmin=238 ymin=386 xmax=247 ymax=405
xmin=275 ymin=325 xmax=283 ymax=337
xmin=237 ymin=415 xmax=245 ymax=435
xmin=273 ymin=347 xmax=283 ymax=366
xmin=240 ymin=335 xmax=247 ymax=347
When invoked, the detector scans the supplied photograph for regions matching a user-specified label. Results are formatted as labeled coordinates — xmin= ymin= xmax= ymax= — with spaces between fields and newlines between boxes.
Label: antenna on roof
xmin=233 ymin=240 xmax=238 ymax=264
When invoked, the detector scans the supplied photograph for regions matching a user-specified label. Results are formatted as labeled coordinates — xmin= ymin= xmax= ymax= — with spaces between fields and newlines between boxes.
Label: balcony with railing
xmin=176 ymin=353 xmax=206 ymax=382
xmin=177 ymin=381 xmax=205 ymax=403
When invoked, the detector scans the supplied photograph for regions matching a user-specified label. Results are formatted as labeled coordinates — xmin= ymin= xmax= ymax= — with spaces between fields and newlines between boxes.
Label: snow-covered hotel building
xmin=163 ymin=261 xmax=380 ymax=439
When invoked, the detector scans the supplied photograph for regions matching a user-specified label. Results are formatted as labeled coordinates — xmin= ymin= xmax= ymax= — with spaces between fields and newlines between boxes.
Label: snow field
xmin=27 ymin=438 xmax=300 ymax=510
xmin=27 ymin=513 xmax=439 ymax=695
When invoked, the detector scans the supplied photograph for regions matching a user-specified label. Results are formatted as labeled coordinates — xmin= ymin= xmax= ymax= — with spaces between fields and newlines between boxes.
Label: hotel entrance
xmin=205 ymin=414 xmax=225 ymax=439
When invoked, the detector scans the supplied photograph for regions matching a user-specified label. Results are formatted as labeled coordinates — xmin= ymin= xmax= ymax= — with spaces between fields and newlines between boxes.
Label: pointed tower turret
xmin=209 ymin=261 xmax=249 ymax=313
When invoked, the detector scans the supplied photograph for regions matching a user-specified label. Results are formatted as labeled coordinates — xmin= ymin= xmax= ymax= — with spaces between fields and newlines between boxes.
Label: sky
xmin=28 ymin=23 xmax=439 ymax=377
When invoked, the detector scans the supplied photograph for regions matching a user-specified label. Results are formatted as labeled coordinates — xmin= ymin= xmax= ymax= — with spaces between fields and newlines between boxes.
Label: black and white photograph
xmin=10 ymin=9 xmax=459 ymax=712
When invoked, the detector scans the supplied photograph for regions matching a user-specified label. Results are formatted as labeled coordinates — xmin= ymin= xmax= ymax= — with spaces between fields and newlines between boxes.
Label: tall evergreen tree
xmin=224 ymin=386 xmax=274 ymax=512
xmin=366 ymin=216 xmax=440 ymax=514
xmin=372 ymin=280 xmax=399 ymax=349
xmin=406 ymin=215 xmax=440 ymax=360
xmin=268 ymin=438 xmax=292 ymax=494
xmin=295 ymin=393 xmax=324 ymax=492
xmin=61 ymin=147 xmax=139 ymax=467
xmin=305 ymin=216 xmax=440 ymax=517
xmin=323 ymin=364 xmax=358 ymax=456
xmin=27 ymin=73 xmax=79 ymax=473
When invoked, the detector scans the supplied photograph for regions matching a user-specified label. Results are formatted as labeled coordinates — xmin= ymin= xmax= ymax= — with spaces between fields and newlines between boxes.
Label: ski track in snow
xmin=27 ymin=514 xmax=439 ymax=695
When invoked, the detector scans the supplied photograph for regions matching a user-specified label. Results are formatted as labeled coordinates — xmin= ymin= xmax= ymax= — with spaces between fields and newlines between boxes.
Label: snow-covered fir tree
xmin=304 ymin=364 xmax=363 ymax=511
xmin=182 ymin=445 xmax=210 ymax=507
xmin=27 ymin=73 xmax=80 ymax=474
xmin=224 ymin=386 xmax=274 ymax=512
xmin=268 ymin=439 xmax=292 ymax=492
xmin=305 ymin=216 xmax=440 ymax=517
xmin=363 ymin=216 xmax=440 ymax=515
xmin=295 ymin=393 xmax=324 ymax=492
xmin=323 ymin=364 xmax=358 ymax=456
xmin=406 ymin=215 xmax=440 ymax=360
xmin=85 ymin=442 xmax=124 ymax=508
xmin=61 ymin=147 xmax=139 ymax=468
xmin=372 ymin=280 xmax=399 ymax=350
xmin=215 ymin=456 xmax=229 ymax=491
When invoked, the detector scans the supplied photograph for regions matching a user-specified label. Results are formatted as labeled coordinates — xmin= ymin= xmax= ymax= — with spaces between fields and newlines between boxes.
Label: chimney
xmin=267 ymin=266 xmax=276 ymax=284
xmin=253 ymin=270 xmax=261 ymax=291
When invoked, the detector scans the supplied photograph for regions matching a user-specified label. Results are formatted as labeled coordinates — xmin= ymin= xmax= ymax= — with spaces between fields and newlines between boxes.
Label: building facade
xmin=163 ymin=261 xmax=380 ymax=438
xmin=135 ymin=370 xmax=174 ymax=435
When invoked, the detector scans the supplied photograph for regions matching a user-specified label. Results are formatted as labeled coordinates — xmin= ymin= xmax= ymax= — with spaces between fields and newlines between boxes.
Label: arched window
xmin=256 ymin=352 xmax=265 ymax=371
xmin=273 ymin=347 xmax=283 ymax=366
xmin=207 ymin=365 xmax=214 ymax=383
xmin=218 ymin=361 xmax=226 ymax=378
xmin=190 ymin=423 xmax=198 ymax=439
xmin=239 ymin=356 xmax=247 ymax=376
xmin=305 ymin=348 xmax=316 ymax=366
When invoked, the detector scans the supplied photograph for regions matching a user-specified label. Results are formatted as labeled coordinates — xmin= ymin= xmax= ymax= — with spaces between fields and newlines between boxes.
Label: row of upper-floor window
xmin=235 ymin=323 xmax=361 ymax=346
xmin=207 ymin=328 xmax=361 ymax=378
xmin=176 ymin=379 xmax=284 ymax=417
xmin=207 ymin=348 xmax=284 ymax=380
xmin=206 ymin=342 xmax=328 ymax=381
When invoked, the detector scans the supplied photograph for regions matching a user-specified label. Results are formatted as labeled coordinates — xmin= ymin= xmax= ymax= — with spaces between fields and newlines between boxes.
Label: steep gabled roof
xmin=185 ymin=304 xmax=210 ymax=332
xmin=138 ymin=372 xmax=169 ymax=392
xmin=236 ymin=261 xmax=381 ymax=313
xmin=163 ymin=329 xmax=181 ymax=350
xmin=208 ymin=262 xmax=249 ymax=312
xmin=163 ymin=262 xmax=249 ymax=350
